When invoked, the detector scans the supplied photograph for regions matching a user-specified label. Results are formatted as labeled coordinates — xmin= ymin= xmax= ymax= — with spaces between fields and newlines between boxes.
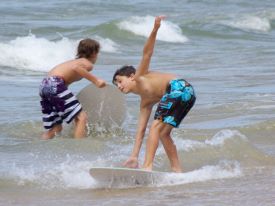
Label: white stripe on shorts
xmin=65 ymin=96 xmax=77 ymax=105
xmin=42 ymin=112 xmax=57 ymax=119
xmin=58 ymin=89 xmax=71 ymax=98
xmin=43 ymin=117 xmax=62 ymax=127
xmin=64 ymin=104 xmax=82 ymax=123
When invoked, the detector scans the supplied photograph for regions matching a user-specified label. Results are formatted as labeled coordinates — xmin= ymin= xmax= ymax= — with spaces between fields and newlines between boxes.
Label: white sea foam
xmin=94 ymin=35 xmax=119 ymax=53
xmin=0 ymin=34 xmax=75 ymax=72
xmin=9 ymin=159 xmax=97 ymax=189
xmin=221 ymin=15 xmax=271 ymax=32
xmin=158 ymin=160 xmax=242 ymax=187
xmin=91 ymin=160 xmax=242 ymax=188
xmin=42 ymin=160 xmax=97 ymax=189
xmin=178 ymin=129 xmax=247 ymax=151
xmin=7 ymin=156 xmax=241 ymax=189
xmin=10 ymin=164 xmax=37 ymax=186
xmin=0 ymin=130 xmax=247 ymax=190
xmin=168 ymin=129 xmax=248 ymax=153
xmin=0 ymin=34 xmax=118 ymax=72
xmin=205 ymin=129 xmax=247 ymax=146
xmin=117 ymin=15 xmax=188 ymax=43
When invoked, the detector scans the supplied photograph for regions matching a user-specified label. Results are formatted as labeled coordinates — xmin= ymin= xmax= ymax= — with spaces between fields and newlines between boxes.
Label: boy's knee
xmin=160 ymin=127 xmax=173 ymax=141
xmin=160 ymin=131 xmax=169 ymax=139
xmin=151 ymin=120 xmax=163 ymax=130
xmin=75 ymin=111 xmax=88 ymax=123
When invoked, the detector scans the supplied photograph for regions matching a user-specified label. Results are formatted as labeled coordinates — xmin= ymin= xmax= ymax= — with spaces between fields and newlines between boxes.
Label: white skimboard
xmin=90 ymin=167 xmax=167 ymax=187
xmin=77 ymin=84 xmax=126 ymax=128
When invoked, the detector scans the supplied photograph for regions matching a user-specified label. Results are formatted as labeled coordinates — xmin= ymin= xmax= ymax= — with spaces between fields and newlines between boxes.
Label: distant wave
xmin=0 ymin=34 xmax=118 ymax=72
xmin=219 ymin=14 xmax=273 ymax=33
xmin=224 ymin=16 xmax=270 ymax=32
xmin=94 ymin=35 xmax=119 ymax=53
xmin=117 ymin=15 xmax=188 ymax=43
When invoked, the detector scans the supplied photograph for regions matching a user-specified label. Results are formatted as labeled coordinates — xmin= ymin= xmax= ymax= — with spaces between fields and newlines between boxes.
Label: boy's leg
xmin=73 ymin=111 xmax=88 ymax=138
xmin=142 ymin=120 xmax=166 ymax=171
xmin=160 ymin=126 xmax=182 ymax=173
xmin=42 ymin=124 xmax=62 ymax=140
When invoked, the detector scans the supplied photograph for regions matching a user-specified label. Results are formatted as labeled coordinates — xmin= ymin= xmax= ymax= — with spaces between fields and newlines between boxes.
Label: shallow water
xmin=0 ymin=0 xmax=275 ymax=205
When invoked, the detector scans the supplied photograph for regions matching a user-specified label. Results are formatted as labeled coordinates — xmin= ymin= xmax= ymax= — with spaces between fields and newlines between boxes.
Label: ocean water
xmin=1 ymin=0 xmax=275 ymax=205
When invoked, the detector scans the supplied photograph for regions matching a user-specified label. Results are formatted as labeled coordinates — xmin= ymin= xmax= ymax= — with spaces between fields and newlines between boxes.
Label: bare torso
xmin=48 ymin=59 xmax=92 ymax=86
xmin=136 ymin=71 xmax=177 ymax=106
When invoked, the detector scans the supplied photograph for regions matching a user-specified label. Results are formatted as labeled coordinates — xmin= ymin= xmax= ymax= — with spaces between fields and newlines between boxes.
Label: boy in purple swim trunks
xmin=112 ymin=16 xmax=196 ymax=172
xmin=39 ymin=38 xmax=106 ymax=140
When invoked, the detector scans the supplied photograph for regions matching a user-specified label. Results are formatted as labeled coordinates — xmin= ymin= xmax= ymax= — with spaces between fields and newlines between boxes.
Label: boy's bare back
xmin=48 ymin=58 xmax=92 ymax=86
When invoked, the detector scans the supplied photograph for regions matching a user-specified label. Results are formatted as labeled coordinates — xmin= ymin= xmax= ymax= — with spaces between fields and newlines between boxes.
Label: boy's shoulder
xmin=75 ymin=58 xmax=93 ymax=69
xmin=76 ymin=58 xmax=91 ymax=65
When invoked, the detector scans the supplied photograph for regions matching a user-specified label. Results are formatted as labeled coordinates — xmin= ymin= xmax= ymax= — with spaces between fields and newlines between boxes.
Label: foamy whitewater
xmin=0 ymin=34 xmax=118 ymax=71
xmin=0 ymin=1 xmax=275 ymax=206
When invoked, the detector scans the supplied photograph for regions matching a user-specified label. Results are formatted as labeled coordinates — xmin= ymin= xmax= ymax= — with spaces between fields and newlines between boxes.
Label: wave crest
xmin=117 ymin=15 xmax=188 ymax=43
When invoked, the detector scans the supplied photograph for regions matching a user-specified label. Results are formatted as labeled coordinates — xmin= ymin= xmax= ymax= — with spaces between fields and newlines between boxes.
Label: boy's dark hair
xmin=76 ymin=38 xmax=100 ymax=59
xmin=112 ymin=65 xmax=136 ymax=85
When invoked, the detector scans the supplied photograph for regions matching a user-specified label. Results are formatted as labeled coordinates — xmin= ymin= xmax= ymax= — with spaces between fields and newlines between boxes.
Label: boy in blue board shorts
xmin=39 ymin=39 xmax=106 ymax=140
xmin=112 ymin=16 xmax=196 ymax=172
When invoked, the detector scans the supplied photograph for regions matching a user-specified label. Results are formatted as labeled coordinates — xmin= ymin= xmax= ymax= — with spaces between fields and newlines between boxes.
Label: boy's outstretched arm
xmin=135 ymin=16 xmax=165 ymax=78
xmin=123 ymin=103 xmax=153 ymax=168
xmin=73 ymin=64 xmax=106 ymax=88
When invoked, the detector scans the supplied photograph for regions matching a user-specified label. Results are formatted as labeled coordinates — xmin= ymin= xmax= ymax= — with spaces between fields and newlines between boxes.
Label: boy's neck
xmin=87 ymin=54 xmax=97 ymax=64
xmin=122 ymin=79 xmax=137 ymax=94
xmin=130 ymin=81 xmax=141 ymax=95
xmin=87 ymin=57 xmax=95 ymax=64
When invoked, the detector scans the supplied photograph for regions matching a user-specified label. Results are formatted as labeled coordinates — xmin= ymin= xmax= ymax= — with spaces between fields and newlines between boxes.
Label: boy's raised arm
xmin=135 ymin=16 xmax=165 ymax=78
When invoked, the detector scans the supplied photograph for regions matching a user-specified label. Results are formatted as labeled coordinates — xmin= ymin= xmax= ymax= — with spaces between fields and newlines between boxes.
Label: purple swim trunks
xmin=39 ymin=76 xmax=82 ymax=130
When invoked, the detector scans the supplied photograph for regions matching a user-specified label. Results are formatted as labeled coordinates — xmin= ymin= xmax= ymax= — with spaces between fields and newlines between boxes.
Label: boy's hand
xmin=154 ymin=15 xmax=166 ymax=30
xmin=123 ymin=157 xmax=139 ymax=168
xmin=96 ymin=79 xmax=106 ymax=88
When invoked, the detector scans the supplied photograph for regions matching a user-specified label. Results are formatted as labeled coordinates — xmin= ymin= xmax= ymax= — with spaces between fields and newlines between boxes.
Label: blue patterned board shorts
xmin=154 ymin=79 xmax=196 ymax=128
xmin=39 ymin=76 xmax=82 ymax=130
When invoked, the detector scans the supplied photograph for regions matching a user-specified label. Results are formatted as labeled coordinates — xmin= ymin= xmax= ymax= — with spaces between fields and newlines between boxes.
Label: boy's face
xmin=114 ymin=75 xmax=134 ymax=94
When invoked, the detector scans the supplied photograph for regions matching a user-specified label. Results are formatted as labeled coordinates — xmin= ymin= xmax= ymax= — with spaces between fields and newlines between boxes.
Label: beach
xmin=0 ymin=0 xmax=275 ymax=205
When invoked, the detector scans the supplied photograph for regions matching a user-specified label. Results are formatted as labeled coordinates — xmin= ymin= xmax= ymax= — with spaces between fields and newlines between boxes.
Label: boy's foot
xmin=41 ymin=133 xmax=54 ymax=140
xmin=171 ymin=167 xmax=182 ymax=173
xmin=141 ymin=166 xmax=153 ymax=172
xmin=41 ymin=131 xmax=56 ymax=140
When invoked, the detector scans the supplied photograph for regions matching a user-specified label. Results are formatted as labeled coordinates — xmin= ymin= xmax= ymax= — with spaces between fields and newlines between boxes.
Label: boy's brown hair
xmin=112 ymin=65 xmax=136 ymax=85
xmin=76 ymin=38 xmax=100 ymax=59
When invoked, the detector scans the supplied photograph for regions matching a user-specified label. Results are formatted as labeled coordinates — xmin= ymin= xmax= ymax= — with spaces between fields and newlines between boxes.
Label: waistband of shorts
xmin=169 ymin=78 xmax=191 ymax=87
xmin=43 ymin=76 xmax=65 ymax=83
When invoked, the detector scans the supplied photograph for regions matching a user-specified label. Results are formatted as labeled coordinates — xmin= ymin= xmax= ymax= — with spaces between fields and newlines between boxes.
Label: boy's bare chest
xmin=139 ymin=83 xmax=164 ymax=103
